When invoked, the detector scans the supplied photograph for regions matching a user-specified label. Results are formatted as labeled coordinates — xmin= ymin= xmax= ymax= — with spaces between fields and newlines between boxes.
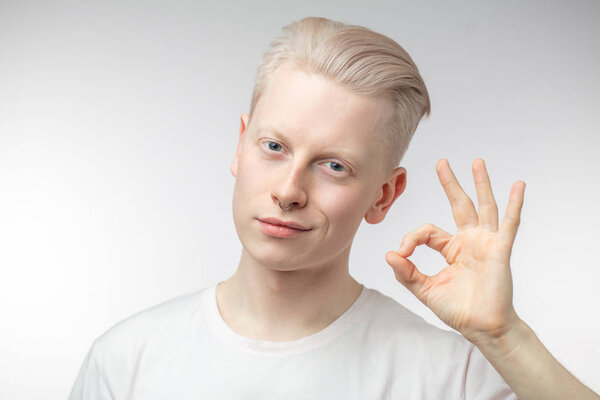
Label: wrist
xmin=470 ymin=317 xmax=531 ymax=360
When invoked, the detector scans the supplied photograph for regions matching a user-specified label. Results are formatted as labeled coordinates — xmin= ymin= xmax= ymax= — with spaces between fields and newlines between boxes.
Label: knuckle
xmin=506 ymin=215 xmax=520 ymax=226
xmin=484 ymin=202 xmax=498 ymax=211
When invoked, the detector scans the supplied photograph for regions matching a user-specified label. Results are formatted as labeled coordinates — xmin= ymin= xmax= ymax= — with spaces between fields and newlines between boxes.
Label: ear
xmin=231 ymin=113 xmax=250 ymax=178
xmin=364 ymin=167 xmax=407 ymax=224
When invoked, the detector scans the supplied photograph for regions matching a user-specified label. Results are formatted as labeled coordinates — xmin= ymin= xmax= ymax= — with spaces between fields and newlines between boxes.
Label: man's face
xmin=231 ymin=60 xmax=400 ymax=272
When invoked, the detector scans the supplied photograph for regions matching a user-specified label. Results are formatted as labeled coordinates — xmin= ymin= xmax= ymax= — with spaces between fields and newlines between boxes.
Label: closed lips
xmin=259 ymin=218 xmax=310 ymax=231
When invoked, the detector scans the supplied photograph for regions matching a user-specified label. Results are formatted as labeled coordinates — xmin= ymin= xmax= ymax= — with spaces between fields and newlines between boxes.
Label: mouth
xmin=257 ymin=218 xmax=311 ymax=238
xmin=257 ymin=217 xmax=311 ymax=231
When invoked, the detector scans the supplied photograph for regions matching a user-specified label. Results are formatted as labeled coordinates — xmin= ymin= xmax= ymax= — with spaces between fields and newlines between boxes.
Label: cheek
xmin=236 ymin=152 xmax=266 ymax=189
xmin=320 ymin=187 xmax=368 ymax=225
xmin=232 ymin=153 xmax=263 ymax=215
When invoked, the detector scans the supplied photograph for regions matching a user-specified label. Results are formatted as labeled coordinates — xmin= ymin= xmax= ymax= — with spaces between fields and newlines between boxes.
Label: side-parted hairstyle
xmin=248 ymin=16 xmax=431 ymax=178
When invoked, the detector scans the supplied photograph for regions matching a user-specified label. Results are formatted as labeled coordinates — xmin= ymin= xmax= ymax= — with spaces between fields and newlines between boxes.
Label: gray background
xmin=1 ymin=0 xmax=599 ymax=398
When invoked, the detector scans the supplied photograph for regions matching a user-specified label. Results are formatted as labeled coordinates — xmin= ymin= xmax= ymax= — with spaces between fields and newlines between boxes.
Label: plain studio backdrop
xmin=1 ymin=0 xmax=599 ymax=398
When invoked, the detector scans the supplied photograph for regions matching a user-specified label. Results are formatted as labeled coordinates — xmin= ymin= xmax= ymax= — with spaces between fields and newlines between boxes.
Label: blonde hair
xmin=248 ymin=16 xmax=431 ymax=178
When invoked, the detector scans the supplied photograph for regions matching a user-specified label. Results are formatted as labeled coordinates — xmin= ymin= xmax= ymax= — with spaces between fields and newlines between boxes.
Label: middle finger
xmin=436 ymin=159 xmax=478 ymax=229
xmin=472 ymin=159 xmax=499 ymax=231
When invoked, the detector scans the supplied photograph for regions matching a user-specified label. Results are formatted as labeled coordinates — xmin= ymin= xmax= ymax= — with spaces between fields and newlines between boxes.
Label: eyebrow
xmin=255 ymin=125 xmax=361 ymax=168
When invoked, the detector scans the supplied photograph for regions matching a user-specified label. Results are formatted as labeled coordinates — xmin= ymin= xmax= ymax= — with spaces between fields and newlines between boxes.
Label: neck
xmin=216 ymin=247 xmax=364 ymax=342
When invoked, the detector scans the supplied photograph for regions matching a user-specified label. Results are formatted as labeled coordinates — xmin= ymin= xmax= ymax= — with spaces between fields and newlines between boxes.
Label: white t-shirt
xmin=68 ymin=283 xmax=517 ymax=399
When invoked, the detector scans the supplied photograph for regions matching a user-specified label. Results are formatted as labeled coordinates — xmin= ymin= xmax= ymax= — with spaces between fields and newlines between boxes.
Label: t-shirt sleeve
xmin=463 ymin=342 xmax=519 ymax=400
xmin=68 ymin=344 xmax=115 ymax=400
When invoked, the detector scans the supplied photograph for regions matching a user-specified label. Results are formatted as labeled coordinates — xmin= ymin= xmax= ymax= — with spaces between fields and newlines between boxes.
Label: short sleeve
xmin=68 ymin=343 xmax=115 ymax=400
xmin=463 ymin=343 xmax=518 ymax=400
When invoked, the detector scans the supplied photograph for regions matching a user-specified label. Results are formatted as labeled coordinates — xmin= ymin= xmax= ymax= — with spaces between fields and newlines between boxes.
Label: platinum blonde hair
xmin=248 ymin=16 xmax=431 ymax=178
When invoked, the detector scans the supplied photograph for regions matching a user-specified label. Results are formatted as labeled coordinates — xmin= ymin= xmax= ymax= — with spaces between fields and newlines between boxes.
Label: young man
xmin=69 ymin=17 xmax=599 ymax=399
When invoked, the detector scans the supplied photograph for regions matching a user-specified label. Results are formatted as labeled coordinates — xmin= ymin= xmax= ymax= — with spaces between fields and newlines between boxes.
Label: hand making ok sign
xmin=385 ymin=158 xmax=526 ymax=344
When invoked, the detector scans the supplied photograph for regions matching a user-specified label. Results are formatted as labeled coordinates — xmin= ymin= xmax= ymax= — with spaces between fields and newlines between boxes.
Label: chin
xmin=243 ymin=240 xmax=311 ymax=270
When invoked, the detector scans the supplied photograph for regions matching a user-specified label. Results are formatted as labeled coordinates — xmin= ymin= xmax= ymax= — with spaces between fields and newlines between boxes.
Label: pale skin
xmin=218 ymin=60 xmax=392 ymax=341
xmin=219 ymin=60 xmax=598 ymax=397
xmin=385 ymin=158 xmax=600 ymax=399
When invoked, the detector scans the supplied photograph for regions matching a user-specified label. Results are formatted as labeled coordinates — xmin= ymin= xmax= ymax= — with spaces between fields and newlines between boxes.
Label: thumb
xmin=385 ymin=250 xmax=429 ymax=302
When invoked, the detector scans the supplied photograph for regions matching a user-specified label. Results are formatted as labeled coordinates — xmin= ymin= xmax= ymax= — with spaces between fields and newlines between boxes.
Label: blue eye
xmin=267 ymin=141 xmax=282 ymax=152
xmin=326 ymin=161 xmax=345 ymax=173
xmin=263 ymin=140 xmax=348 ymax=176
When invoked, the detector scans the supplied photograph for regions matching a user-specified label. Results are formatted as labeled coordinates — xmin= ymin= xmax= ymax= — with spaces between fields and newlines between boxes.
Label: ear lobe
xmin=364 ymin=167 xmax=407 ymax=224
xmin=230 ymin=157 xmax=238 ymax=178
xmin=231 ymin=141 xmax=241 ymax=177
xmin=231 ymin=113 xmax=250 ymax=178
xmin=381 ymin=169 xmax=406 ymax=213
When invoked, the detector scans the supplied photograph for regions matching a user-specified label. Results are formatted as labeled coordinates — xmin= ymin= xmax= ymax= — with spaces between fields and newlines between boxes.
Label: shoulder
xmin=363 ymin=287 xmax=471 ymax=357
xmin=361 ymin=288 xmax=516 ymax=398
xmin=71 ymin=287 xmax=212 ymax=397
xmin=91 ymin=286 xmax=210 ymax=359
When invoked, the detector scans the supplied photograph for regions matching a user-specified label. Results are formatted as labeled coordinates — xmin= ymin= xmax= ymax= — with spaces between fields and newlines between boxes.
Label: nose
xmin=271 ymin=162 xmax=308 ymax=210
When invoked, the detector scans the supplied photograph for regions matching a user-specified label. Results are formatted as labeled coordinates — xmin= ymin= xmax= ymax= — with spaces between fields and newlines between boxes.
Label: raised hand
xmin=385 ymin=158 xmax=526 ymax=344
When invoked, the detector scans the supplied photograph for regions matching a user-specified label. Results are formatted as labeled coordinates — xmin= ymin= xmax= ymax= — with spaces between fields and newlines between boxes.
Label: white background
xmin=1 ymin=0 xmax=599 ymax=398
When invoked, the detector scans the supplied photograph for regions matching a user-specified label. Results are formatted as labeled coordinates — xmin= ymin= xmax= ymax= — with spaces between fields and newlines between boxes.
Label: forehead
xmin=250 ymin=61 xmax=393 ymax=161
